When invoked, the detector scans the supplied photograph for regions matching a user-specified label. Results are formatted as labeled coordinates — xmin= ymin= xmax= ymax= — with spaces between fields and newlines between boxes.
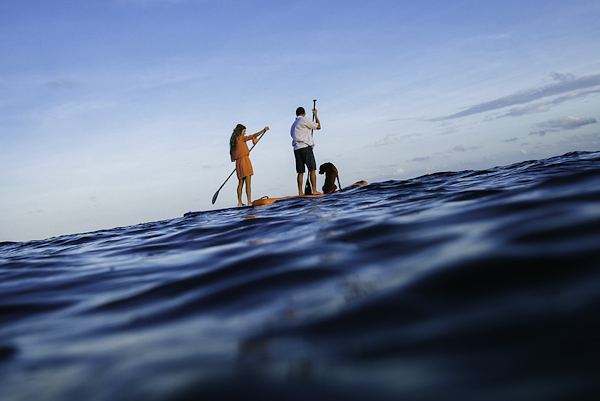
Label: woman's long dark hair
xmin=229 ymin=124 xmax=246 ymax=152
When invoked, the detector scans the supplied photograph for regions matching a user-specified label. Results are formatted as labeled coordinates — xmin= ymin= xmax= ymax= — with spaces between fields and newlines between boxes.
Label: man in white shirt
xmin=290 ymin=106 xmax=321 ymax=195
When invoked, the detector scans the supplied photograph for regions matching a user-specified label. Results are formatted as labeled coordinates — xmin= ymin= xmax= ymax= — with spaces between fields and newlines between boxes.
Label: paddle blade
xmin=305 ymin=179 xmax=312 ymax=195
xmin=212 ymin=189 xmax=219 ymax=204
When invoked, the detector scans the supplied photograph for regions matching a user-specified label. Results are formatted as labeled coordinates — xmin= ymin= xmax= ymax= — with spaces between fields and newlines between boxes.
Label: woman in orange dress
xmin=229 ymin=124 xmax=269 ymax=206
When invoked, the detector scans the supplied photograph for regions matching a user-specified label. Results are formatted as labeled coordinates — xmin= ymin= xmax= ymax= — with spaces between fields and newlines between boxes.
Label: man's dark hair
xmin=296 ymin=107 xmax=305 ymax=116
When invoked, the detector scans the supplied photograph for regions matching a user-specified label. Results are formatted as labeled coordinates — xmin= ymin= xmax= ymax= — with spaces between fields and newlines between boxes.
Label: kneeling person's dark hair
xmin=296 ymin=107 xmax=305 ymax=116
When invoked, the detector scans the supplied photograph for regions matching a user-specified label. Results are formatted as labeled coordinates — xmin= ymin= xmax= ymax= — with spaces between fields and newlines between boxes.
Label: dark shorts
xmin=294 ymin=146 xmax=316 ymax=174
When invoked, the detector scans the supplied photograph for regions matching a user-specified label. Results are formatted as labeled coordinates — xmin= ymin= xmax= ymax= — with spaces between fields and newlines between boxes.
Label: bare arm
xmin=251 ymin=126 xmax=269 ymax=144
xmin=312 ymin=109 xmax=321 ymax=130
xmin=252 ymin=126 xmax=269 ymax=138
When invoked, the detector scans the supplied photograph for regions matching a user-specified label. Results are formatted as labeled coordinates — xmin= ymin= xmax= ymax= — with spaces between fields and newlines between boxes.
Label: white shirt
xmin=290 ymin=115 xmax=319 ymax=150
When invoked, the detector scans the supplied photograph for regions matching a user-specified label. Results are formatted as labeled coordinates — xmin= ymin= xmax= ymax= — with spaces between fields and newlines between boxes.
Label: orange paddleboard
xmin=252 ymin=193 xmax=325 ymax=207
xmin=251 ymin=180 xmax=368 ymax=207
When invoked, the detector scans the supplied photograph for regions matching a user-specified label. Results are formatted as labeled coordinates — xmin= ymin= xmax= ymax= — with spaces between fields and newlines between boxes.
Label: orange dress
xmin=230 ymin=135 xmax=254 ymax=179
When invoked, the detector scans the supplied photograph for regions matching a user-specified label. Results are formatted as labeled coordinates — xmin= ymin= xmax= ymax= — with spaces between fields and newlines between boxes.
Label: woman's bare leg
xmin=245 ymin=176 xmax=252 ymax=205
xmin=237 ymin=178 xmax=244 ymax=206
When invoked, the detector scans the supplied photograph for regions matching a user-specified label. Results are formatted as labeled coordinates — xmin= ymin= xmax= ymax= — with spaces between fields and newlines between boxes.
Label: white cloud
xmin=529 ymin=116 xmax=597 ymax=136
xmin=432 ymin=73 xmax=600 ymax=121
xmin=550 ymin=72 xmax=575 ymax=82
xmin=453 ymin=145 xmax=478 ymax=153
xmin=498 ymin=88 xmax=600 ymax=118
xmin=46 ymin=78 xmax=81 ymax=90
xmin=370 ymin=133 xmax=423 ymax=147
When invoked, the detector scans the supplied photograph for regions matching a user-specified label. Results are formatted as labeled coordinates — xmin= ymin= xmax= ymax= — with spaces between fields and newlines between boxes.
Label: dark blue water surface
xmin=2 ymin=151 xmax=600 ymax=401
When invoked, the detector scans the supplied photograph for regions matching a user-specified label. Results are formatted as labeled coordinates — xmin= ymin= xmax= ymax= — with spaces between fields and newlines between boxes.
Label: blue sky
xmin=1 ymin=0 xmax=599 ymax=242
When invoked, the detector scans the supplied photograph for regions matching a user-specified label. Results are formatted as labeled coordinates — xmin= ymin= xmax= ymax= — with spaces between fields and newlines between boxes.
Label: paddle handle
xmin=311 ymin=99 xmax=317 ymax=136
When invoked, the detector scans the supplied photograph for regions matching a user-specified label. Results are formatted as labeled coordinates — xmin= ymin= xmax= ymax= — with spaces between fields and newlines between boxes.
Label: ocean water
xmin=1 ymin=150 xmax=600 ymax=401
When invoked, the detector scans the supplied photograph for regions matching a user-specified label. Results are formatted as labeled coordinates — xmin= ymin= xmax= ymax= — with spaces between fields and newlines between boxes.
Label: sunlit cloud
xmin=453 ymin=145 xmax=478 ymax=153
xmin=46 ymin=79 xmax=80 ymax=90
xmin=432 ymin=73 xmax=600 ymax=121
xmin=437 ymin=126 xmax=459 ymax=136
xmin=481 ymin=32 xmax=512 ymax=40
xmin=44 ymin=99 xmax=122 ymax=120
xmin=529 ymin=116 xmax=597 ymax=136
xmin=498 ymin=88 xmax=600 ymax=118
xmin=370 ymin=133 xmax=423 ymax=147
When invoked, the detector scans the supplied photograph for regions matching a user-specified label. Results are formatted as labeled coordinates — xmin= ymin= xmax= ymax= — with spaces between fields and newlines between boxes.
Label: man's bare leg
xmin=309 ymin=170 xmax=321 ymax=195
xmin=297 ymin=173 xmax=304 ymax=196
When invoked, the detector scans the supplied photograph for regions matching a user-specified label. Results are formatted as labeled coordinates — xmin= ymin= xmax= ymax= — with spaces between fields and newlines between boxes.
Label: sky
xmin=1 ymin=0 xmax=600 ymax=242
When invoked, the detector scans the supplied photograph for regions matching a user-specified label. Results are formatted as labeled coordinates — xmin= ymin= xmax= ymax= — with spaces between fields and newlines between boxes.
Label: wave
xmin=1 ymin=150 xmax=600 ymax=401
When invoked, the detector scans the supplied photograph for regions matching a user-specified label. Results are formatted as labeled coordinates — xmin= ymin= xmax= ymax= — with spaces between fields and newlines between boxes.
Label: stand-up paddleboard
xmin=252 ymin=193 xmax=324 ymax=207
xmin=184 ymin=205 xmax=251 ymax=217
xmin=184 ymin=180 xmax=368 ymax=217
xmin=252 ymin=180 xmax=368 ymax=207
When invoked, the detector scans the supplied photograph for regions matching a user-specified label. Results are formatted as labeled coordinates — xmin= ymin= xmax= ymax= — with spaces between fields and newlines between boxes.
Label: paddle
xmin=305 ymin=99 xmax=318 ymax=195
xmin=211 ymin=130 xmax=267 ymax=204
xmin=311 ymin=99 xmax=317 ymax=135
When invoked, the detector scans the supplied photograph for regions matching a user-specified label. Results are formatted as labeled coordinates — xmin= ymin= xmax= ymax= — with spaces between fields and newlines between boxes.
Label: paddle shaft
xmin=311 ymin=99 xmax=317 ymax=135
xmin=212 ymin=130 xmax=267 ymax=204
